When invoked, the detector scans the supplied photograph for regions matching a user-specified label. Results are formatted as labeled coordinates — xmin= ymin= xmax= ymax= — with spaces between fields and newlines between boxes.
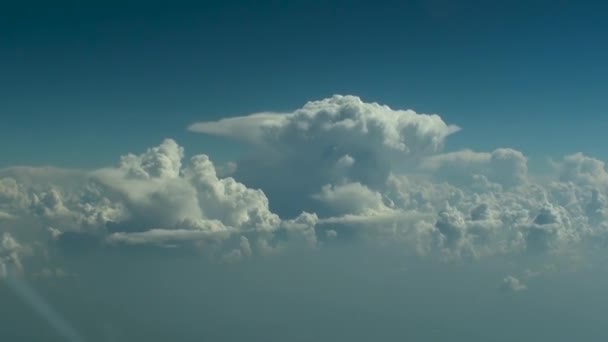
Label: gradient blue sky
xmin=2 ymin=0 xmax=607 ymax=168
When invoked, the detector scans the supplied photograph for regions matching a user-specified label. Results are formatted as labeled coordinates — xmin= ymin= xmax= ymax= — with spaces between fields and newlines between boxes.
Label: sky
xmin=2 ymin=1 xmax=608 ymax=341
xmin=2 ymin=0 xmax=608 ymax=167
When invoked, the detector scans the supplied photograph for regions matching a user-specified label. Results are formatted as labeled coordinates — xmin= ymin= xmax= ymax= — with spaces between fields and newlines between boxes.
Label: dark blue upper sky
xmin=2 ymin=0 xmax=607 ymax=168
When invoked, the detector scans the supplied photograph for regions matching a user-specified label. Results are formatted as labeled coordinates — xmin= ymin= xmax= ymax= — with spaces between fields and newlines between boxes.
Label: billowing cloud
xmin=0 ymin=139 xmax=313 ymax=275
xmin=185 ymin=95 xmax=608 ymax=265
xmin=189 ymin=95 xmax=460 ymax=153
xmin=93 ymin=140 xmax=282 ymax=242
xmin=190 ymin=95 xmax=460 ymax=216
xmin=312 ymin=182 xmax=392 ymax=216
xmin=556 ymin=152 xmax=608 ymax=187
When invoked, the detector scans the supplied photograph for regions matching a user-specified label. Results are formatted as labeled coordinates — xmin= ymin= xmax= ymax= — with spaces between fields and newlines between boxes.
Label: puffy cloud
xmin=89 ymin=140 xmax=282 ymax=240
xmin=502 ymin=275 xmax=527 ymax=292
xmin=276 ymin=211 xmax=320 ymax=248
xmin=118 ymin=139 xmax=183 ymax=180
xmin=308 ymin=167 xmax=606 ymax=260
xmin=312 ymin=182 xmax=391 ymax=216
xmin=0 ymin=139 xmax=321 ymax=275
xmin=88 ymin=142 xmax=281 ymax=237
xmin=325 ymin=229 xmax=338 ymax=239
xmin=0 ymin=233 xmax=24 ymax=278
xmin=185 ymin=155 xmax=280 ymax=232
xmin=190 ymin=95 xmax=460 ymax=216
xmin=0 ymin=178 xmax=29 ymax=209
xmin=556 ymin=153 xmax=608 ymax=187
xmin=421 ymin=148 xmax=528 ymax=187
xmin=183 ymin=96 xmax=608 ymax=263
xmin=189 ymin=95 xmax=459 ymax=153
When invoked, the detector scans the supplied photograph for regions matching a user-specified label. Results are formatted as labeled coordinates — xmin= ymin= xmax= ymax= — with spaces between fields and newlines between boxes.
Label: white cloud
xmin=105 ymin=227 xmax=232 ymax=246
xmin=190 ymin=95 xmax=460 ymax=217
xmin=312 ymin=182 xmax=391 ymax=216
xmin=0 ymin=232 xmax=24 ymax=278
xmin=325 ymin=230 xmax=338 ymax=239
xmin=89 ymin=140 xmax=281 ymax=238
xmin=189 ymin=112 xmax=290 ymax=145
xmin=421 ymin=148 xmax=528 ymax=187
xmin=118 ymin=139 xmax=183 ymax=180
xmin=189 ymin=95 xmax=460 ymax=153
xmin=556 ymin=153 xmax=608 ymax=187
xmin=185 ymin=155 xmax=280 ymax=232
xmin=280 ymin=211 xmax=319 ymax=247
xmin=502 ymin=275 xmax=527 ymax=292
xmin=0 ymin=211 xmax=15 ymax=220
xmin=0 ymin=139 xmax=317 ymax=274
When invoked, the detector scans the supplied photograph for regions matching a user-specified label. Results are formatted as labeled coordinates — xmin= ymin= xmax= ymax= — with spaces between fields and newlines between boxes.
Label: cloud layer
xmin=1 ymin=95 xmax=608 ymax=282
xmin=188 ymin=95 xmax=608 ymax=263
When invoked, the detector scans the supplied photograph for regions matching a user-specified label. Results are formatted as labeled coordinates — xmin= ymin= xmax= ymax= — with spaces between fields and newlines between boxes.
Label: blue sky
xmin=2 ymin=0 xmax=607 ymax=167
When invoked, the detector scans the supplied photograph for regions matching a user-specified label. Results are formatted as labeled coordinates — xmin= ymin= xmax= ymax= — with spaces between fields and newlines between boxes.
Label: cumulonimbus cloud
xmin=189 ymin=95 xmax=461 ymax=216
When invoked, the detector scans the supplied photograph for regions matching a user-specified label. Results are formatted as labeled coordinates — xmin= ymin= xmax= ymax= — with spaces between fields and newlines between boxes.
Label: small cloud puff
xmin=502 ymin=275 xmax=527 ymax=292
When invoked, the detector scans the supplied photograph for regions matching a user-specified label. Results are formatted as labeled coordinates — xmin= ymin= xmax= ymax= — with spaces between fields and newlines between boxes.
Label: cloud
xmin=188 ymin=96 xmax=595 ymax=263
xmin=190 ymin=95 xmax=460 ymax=216
xmin=189 ymin=112 xmax=290 ymax=145
xmin=0 ymin=211 xmax=15 ymax=220
xmin=0 ymin=233 xmax=25 ymax=278
xmin=118 ymin=138 xmax=184 ymax=179
xmin=88 ymin=140 xmax=283 ymax=240
xmin=502 ymin=275 xmax=527 ymax=292
xmin=0 ymin=139 xmax=318 ymax=276
xmin=556 ymin=153 xmax=608 ymax=187
xmin=312 ymin=182 xmax=392 ymax=216
xmin=189 ymin=95 xmax=460 ymax=152
xmin=420 ymin=148 xmax=528 ymax=187
xmin=105 ymin=227 xmax=231 ymax=246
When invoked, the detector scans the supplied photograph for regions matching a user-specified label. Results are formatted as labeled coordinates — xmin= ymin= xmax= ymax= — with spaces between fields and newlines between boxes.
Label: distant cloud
xmin=0 ymin=232 xmax=24 ymax=279
xmin=502 ymin=275 xmax=527 ymax=292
